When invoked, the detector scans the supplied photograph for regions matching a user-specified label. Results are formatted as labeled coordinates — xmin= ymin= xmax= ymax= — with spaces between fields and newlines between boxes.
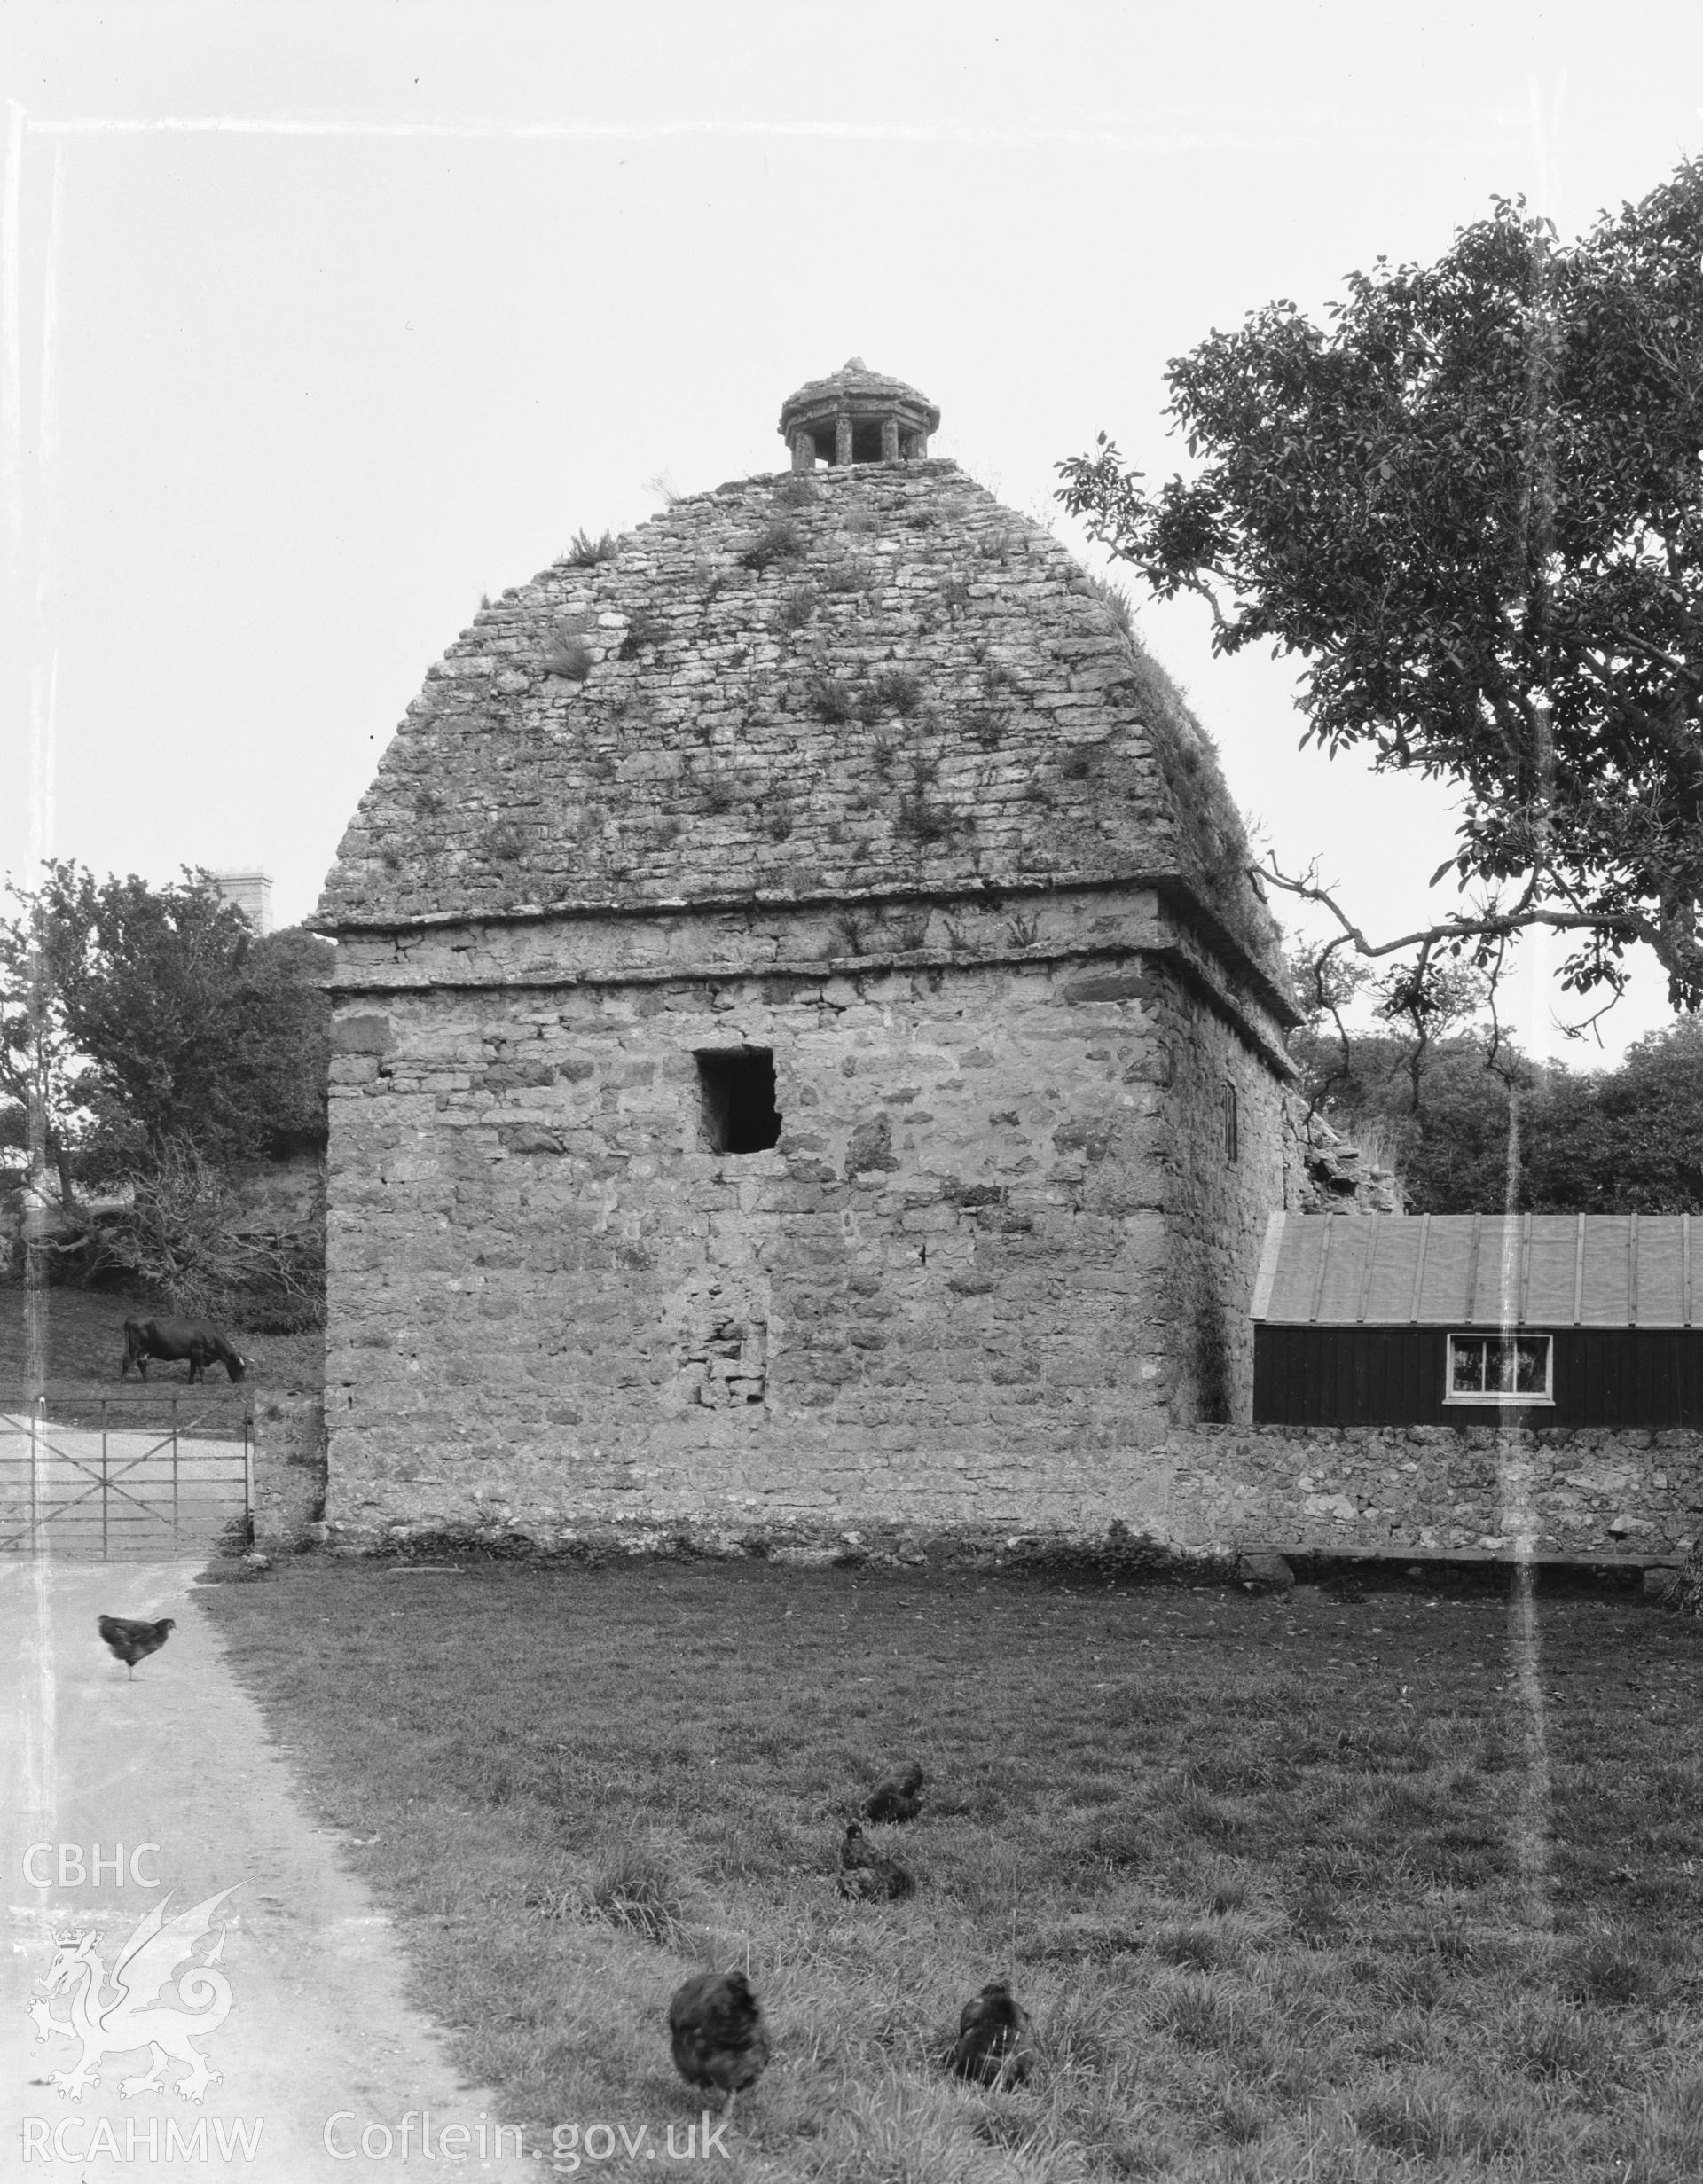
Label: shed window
xmin=695 ymin=1048 xmax=781 ymax=1155
xmin=1444 ymin=1333 xmax=1553 ymax=1405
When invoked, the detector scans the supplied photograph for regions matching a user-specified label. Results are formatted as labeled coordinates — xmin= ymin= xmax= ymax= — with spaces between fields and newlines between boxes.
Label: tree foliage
xmin=1522 ymin=1019 xmax=1703 ymax=1212
xmin=0 ymin=863 xmax=332 ymax=1186
xmin=1291 ymin=1002 xmax=1703 ymax=1217
xmin=1058 ymin=158 xmax=1703 ymax=1011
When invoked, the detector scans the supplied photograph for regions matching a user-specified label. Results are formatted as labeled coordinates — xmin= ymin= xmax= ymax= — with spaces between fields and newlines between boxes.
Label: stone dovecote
xmin=315 ymin=365 xmax=1302 ymax=1549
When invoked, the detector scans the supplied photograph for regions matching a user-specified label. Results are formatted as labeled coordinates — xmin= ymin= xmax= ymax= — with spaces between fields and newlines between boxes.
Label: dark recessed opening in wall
xmin=695 ymin=1048 xmax=781 ymax=1155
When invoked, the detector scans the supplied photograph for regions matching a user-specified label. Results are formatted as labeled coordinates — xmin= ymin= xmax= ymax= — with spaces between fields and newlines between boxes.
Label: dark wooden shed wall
xmin=1252 ymin=1326 xmax=1703 ymax=1428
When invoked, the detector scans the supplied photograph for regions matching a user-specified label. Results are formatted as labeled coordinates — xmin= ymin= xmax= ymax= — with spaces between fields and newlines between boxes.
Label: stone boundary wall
xmin=251 ymin=1394 xmax=326 ymax=1551
xmin=296 ymin=1407 xmax=1701 ymax=1567
xmin=1163 ymin=1424 xmax=1699 ymax=1564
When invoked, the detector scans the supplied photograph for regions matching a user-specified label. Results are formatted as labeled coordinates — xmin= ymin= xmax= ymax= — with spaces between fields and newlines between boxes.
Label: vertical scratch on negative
xmin=1495 ymin=1096 xmax=1553 ymax=1935
xmin=6 ymin=103 xmax=63 ymax=1859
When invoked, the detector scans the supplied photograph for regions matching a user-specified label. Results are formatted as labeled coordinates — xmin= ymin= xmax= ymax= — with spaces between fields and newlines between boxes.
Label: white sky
xmin=3 ymin=1 xmax=1699 ymax=1068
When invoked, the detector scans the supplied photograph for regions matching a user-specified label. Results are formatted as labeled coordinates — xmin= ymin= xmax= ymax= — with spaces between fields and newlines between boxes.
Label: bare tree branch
xmin=1255 ymin=855 xmax=1646 ymax=963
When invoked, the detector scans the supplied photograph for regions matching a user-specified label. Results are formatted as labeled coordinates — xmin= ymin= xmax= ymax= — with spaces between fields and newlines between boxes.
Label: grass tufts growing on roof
xmin=565 ymin=528 xmax=618 ymax=567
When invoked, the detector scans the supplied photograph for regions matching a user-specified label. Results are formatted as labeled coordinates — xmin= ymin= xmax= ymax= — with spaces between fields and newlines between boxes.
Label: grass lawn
xmin=201 ymin=1556 xmax=1703 ymax=2181
xmin=0 ymin=1279 xmax=324 ymax=1393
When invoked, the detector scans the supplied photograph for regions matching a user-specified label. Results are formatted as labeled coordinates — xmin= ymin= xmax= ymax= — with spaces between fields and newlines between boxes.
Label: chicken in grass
xmin=950 ymin=1981 xmax=1036 ymax=2087
xmin=666 ymin=1971 xmax=770 ymax=2117
xmin=836 ymin=1820 xmax=915 ymax=1902
xmin=98 ymin=1615 xmax=176 ymax=1679
xmin=862 ymin=1757 xmax=924 ymax=1824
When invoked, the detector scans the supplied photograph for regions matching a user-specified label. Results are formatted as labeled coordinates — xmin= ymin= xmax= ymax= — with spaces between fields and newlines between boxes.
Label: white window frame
xmin=1443 ymin=1332 xmax=1555 ymax=1406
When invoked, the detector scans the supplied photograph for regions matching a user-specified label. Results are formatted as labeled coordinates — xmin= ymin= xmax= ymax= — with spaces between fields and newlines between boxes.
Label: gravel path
xmin=2 ymin=1558 xmax=533 ymax=2180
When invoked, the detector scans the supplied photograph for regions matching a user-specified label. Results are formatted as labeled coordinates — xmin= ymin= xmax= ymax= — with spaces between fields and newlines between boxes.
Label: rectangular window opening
xmin=1222 ymin=1082 xmax=1239 ymax=1164
xmin=1444 ymin=1332 xmax=1553 ymax=1405
xmin=695 ymin=1048 xmax=781 ymax=1155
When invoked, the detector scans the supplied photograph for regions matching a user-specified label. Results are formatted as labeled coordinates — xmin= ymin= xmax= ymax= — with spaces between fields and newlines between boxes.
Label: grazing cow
xmin=121 ymin=1318 xmax=247 ymax=1384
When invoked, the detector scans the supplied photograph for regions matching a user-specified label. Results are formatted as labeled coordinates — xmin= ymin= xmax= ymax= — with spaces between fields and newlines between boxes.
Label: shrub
xmin=85 ymin=1139 xmax=325 ymax=1330
xmin=737 ymin=519 xmax=804 ymax=573
xmin=776 ymin=583 xmax=818 ymax=630
xmin=812 ymin=679 xmax=857 ymax=724
xmin=539 ymin=621 xmax=594 ymax=679
xmin=564 ymin=528 xmax=616 ymax=567
xmin=616 ymin=609 xmax=667 ymax=660
xmin=866 ymin=666 xmax=923 ymax=717
xmin=1085 ymin=571 xmax=1135 ymax=635
xmin=896 ymin=791 xmax=952 ymax=845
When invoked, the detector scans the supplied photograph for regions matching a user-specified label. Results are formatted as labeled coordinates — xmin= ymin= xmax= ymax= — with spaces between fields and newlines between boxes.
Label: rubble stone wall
xmin=322 ymin=896 xmax=1289 ymax=1538
xmin=1283 ymin=1106 xmax=1402 ymax=1214
xmin=303 ymin=1402 xmax=1700 ymax=1566
xmin=1162 ymin=1422 xmax=1700 ymax=1563
xmin=251 ymin=1393 xmax=326 ymax=1550
xmin=1159 ymin=977 xmax=1286 ymax=1424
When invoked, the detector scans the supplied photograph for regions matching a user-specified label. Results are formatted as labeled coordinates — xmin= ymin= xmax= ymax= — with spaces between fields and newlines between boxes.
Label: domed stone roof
xmin=317 ymin=407 xmax=1290 ymax=1017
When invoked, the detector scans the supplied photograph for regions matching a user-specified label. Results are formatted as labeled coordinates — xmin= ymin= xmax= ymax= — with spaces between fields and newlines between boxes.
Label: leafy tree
xmin=1058 ymin=158 xmax=1703 ymax=1014
xmin=0 ymin=863 xmax=332 ymax=1195
xmin=1290 ymin=987 xmax=1703 ymax=1216
xmin=1522 ymin=1019 xmax=1703 ymax=1211
xmin=0 ymin=910 xmax=86 ymax=1204
xmin=1289 ymin=1020 xmax=1529 ymax=1215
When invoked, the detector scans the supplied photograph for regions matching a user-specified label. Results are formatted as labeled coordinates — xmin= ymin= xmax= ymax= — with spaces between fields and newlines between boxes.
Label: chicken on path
xmin=97 ymin=1613 xmax=175 ymax=1679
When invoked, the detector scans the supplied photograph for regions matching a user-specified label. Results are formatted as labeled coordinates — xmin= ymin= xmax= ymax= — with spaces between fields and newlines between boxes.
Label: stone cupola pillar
xmin=778 ymin=359 xmax=941 ymax=472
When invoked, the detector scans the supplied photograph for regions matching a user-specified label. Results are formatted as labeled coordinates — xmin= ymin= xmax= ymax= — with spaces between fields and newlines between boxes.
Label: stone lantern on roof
xmin=778 ymin=356 xmax=941 ymax=470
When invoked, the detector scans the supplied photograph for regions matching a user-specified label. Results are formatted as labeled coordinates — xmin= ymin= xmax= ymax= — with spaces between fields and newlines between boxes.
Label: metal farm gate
xmin=0 ymin=1387 xmax=253 ymax=1558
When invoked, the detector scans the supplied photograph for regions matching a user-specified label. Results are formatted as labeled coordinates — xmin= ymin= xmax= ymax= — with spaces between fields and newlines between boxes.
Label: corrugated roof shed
xmin=1252 ymin=1213 xmax=1700 ymax=1329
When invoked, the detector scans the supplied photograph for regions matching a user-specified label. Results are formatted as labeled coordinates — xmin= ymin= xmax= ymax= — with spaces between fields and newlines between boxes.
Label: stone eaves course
xmin=316 ymin=458 xmax=1291 ymax=1019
